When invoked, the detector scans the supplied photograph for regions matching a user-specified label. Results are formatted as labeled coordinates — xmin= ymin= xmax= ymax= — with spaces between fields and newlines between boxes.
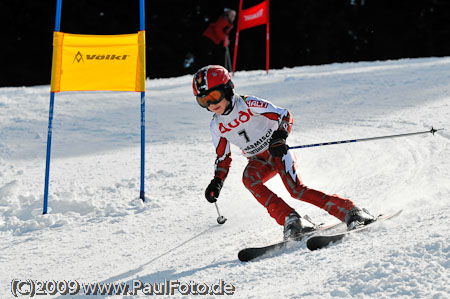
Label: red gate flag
xmin=237 ymin=0 xmax=269 ymax=31
xmin=233 ymin=0 xmax=270 ymax=74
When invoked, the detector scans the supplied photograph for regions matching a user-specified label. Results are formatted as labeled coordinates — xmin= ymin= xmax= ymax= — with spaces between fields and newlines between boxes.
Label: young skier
xmin=193 ymin=65 xmax=375 ymax=240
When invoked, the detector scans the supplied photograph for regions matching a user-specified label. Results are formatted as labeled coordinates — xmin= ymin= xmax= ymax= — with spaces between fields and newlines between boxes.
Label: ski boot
xmin=283 ymin=211 xmax=316 ymax=241
xmin=345 ymin=207 xmax=376 ymax=230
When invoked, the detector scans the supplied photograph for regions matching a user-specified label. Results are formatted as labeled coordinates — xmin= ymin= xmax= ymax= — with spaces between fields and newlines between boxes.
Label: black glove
xmin=205 ymin=177 xmax=224 ymax=203
xmin=269 ymin=130 xmax=289 ymax=157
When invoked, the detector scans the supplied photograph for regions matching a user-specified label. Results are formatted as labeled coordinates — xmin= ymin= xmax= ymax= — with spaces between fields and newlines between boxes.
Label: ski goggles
xmin=196 ymin=89 xmax=225 ymax=108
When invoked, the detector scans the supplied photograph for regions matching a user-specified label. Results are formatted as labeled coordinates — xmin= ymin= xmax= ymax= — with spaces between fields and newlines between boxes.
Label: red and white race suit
xmin=210 ymin=95 xmax=355 ymax=226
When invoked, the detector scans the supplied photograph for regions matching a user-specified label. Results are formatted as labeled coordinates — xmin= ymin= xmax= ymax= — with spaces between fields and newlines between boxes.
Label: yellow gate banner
xmin=51 ymin=31 xmax=146 ymax=92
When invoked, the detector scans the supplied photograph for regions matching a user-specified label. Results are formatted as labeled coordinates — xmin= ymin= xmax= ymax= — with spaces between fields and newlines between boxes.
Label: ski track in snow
xmin=1 ymin=57 xmax=450 ymax=298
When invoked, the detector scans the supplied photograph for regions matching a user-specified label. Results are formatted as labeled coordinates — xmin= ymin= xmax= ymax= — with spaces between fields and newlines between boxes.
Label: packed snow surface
xmin=1 ymin=57 xmax=449 ymax=298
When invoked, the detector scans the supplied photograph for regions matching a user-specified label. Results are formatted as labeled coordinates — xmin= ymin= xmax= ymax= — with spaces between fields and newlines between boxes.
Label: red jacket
xmin=202 ymin=15 xmax=233 ymax=47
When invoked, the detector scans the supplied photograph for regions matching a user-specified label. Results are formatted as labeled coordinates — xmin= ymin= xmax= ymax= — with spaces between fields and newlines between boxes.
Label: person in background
xmin=200 ymin=8 xmax=236 ymax=68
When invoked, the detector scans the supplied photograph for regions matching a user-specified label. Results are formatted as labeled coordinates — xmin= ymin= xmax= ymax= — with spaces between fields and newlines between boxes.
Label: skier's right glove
xmin=205 ymin=177 xmax=224 ymax=203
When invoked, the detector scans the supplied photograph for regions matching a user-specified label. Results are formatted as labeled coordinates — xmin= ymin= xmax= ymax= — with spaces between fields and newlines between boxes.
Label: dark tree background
xmin=1 ymin=0 xmax=449 ymax=87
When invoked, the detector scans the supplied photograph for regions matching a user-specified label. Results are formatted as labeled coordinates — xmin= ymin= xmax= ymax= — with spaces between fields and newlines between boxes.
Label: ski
xmin=306 ymin=209 xmax=403 ymax=251
xmin=238 ymin=221 xmax=344 ymax=262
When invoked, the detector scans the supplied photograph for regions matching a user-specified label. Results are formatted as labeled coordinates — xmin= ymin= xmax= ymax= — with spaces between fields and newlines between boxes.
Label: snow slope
xmin=1 ymin=57 xmax=449 ymax=298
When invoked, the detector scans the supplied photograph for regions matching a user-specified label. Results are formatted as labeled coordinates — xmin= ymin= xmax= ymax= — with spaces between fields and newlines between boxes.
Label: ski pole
xmin=289 ymin=127 xmax=443 ymax=150
xmin=224 ymin=46 xmax=232 ymax=72
xmin=214 ymin=202 xmax=227 ymax=225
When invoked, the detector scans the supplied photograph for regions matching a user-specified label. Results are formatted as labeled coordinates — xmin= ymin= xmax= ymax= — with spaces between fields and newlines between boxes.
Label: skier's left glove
xmin=269 ymin=130 xmax=289 ymax=157
xmin=205 ymin=177 xmax=224 ymax=203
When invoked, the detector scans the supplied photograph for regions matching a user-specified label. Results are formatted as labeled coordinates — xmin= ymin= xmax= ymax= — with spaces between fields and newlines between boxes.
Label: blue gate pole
xmin=43 ymin=0 xmax=63 ymax=214
xmin=139 ymin=0 xmax=146 ymax=201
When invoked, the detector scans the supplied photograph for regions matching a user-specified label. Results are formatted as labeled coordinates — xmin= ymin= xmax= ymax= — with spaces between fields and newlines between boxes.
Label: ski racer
xmin=193 ymin=65 xmax=375 ymax=239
